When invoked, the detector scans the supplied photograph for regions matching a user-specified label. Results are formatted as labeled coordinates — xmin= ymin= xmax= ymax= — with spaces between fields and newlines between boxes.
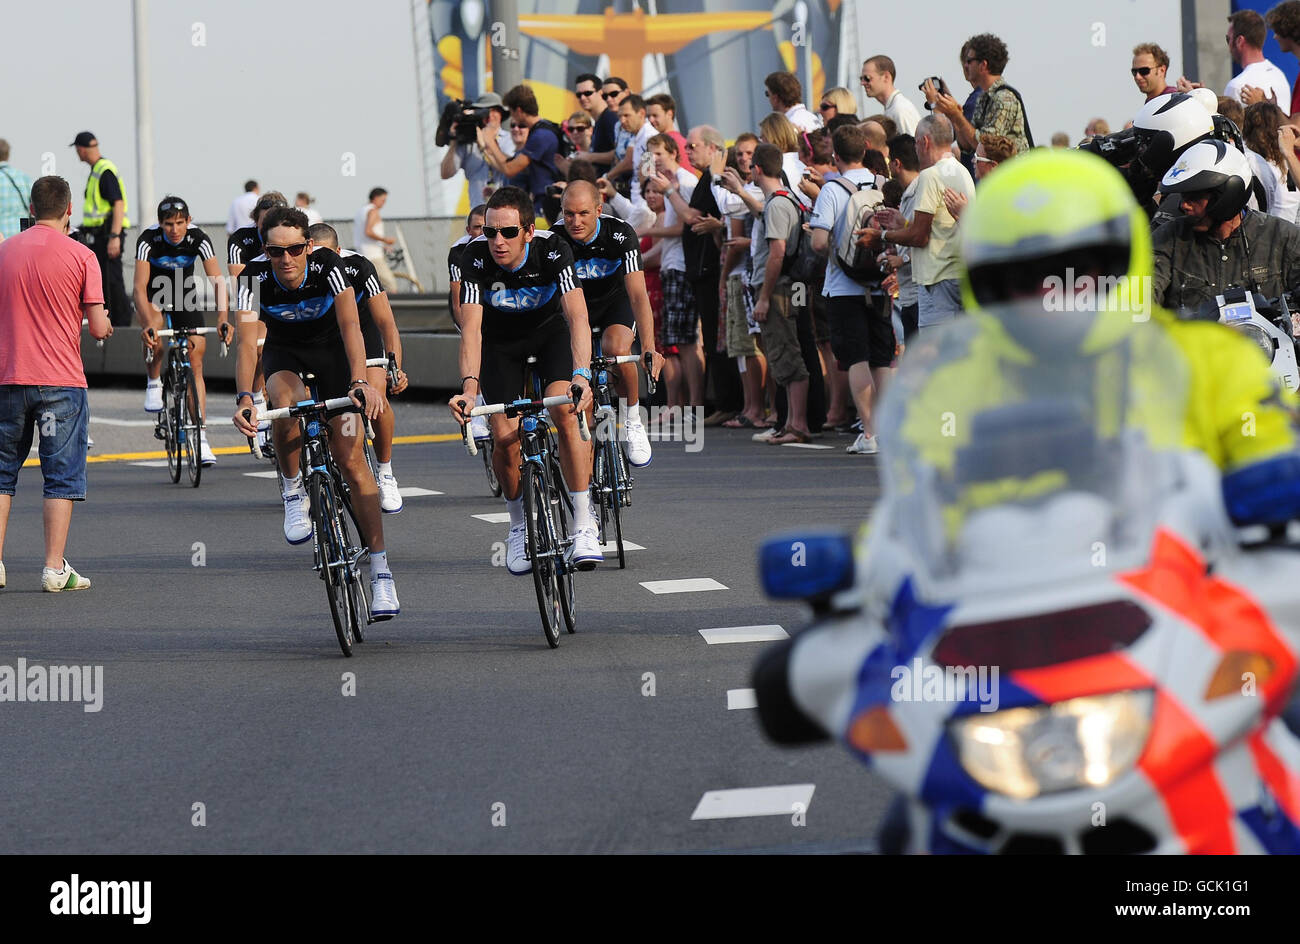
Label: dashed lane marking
xmin=698 ymin=625 xmax=788 ymax=644
xmin=641 ymin=578 xmax=728 ymax=594
xmin=691 ymin=785 xmax=815 ymax=820
xmin=726 ymin=689 xmax=758 ymax=710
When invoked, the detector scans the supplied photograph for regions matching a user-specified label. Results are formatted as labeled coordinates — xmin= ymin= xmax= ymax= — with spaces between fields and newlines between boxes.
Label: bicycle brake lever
xmin=572 ymin=385 xmax=592 ymax=442
xmin=456 ymin=399 xmax=478 ymax=455
xmin=643 ymin=351 xmax=656 ymax=396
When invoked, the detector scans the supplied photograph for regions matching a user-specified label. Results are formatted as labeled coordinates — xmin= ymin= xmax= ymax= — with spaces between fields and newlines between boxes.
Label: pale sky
xmin=2 ymin=0 xmax=427 ymax=225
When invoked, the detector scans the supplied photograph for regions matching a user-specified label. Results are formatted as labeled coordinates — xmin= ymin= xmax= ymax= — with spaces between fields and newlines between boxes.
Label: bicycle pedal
xmin=153 ymin=426 xmax=165 ymax=441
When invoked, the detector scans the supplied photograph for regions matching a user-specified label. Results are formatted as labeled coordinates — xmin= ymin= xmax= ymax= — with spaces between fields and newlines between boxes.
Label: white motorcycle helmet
xmin=1133 ymin=91 xmax=1214 ymax=175
xmin=1160 ymin=139 xmax=1254 ymax=223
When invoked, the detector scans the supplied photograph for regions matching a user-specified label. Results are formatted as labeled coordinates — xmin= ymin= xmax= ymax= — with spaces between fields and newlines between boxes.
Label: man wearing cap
xmin=439 ymin=93 xmax=513 ymax=205
xmin=71 ymin=132 xmax=132 ymax=326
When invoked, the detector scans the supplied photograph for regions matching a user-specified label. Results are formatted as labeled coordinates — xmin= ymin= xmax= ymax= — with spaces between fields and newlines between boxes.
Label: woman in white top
xmin=295 ymin=192 xmax=323 ymax=226
xmin=353 ymin=187 xmax=398 ymax=292
xmin=758 ymin=112 xmax=811 ymax=210
xmin=1243 ymin=102 xmax=1300 ymax=223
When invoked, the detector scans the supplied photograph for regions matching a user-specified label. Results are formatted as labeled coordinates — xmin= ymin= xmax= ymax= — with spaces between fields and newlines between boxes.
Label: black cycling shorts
xmin=163 ymin=309 xmax=206 ymax=331
xmin=262 ymin=338 xmax=351 ymax=401
xmin=480 ymin=324 xmax=573 ymax=405
xmin=587 ymin=291 xmax=636 ymax=333
xmin=361 ymin=316 xmax=383 ymax=360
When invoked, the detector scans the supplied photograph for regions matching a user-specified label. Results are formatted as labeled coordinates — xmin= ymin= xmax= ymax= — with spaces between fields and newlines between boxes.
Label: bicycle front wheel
xmin=339 ymin=491 xmax=369 ymax=643
xmin=184 ymin=376 xmax=202 ymax=488
xmin=310 ymin=474 xmax=354 ymax=657
xmin=549 ymin=455 xmax=577 ymax=634
xmin=522 ymin=464 xmax=561 ymax=648
xmin=482 ymin=439 xmax=502 ymax=497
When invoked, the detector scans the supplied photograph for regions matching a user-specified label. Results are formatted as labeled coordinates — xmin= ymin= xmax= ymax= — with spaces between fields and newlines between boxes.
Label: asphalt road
xmin=1 ymin=386 xmax=892 ymax=853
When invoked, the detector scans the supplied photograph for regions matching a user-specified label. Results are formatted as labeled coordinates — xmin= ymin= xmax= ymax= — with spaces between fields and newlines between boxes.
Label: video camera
xmin=918 ymin=76 xmax=951 ymax=111
xmin=436 ymin=99 xmax=497 ymax=148
xmin=1079 ymin=127 xmax=1141 ymax=168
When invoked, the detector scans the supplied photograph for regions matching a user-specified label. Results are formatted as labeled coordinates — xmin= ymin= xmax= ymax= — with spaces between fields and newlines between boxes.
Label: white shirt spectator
xmin=912 ymin=154 xmax=975 ymax=287
xmin=784 ymin=103 xmax=823 ymax=132
xmin=226 ymin=190 xmax=258 ymax=234
xmin=884 ymin=89 xmax=921 ymax=136
xmin=1246 ymin=149 xmax=1300 ymax=223
xmin=1225 ymin=60 xmax=1292 ymax=110
xmin=354 ymin=202 xmax=385 ymax=258
xmin=780 ymin=153 xmax=812 ymax=209
xmin=451 ymin=127 xmax=514 ymax=204
xmin=809 ymin=167 xmax=876 ymax=298
xmin=660 ymin=166 xmax=698 ymax=273
xmin=606 ymin=190 xmax=655 ymax=230
xmin=298 ymin=204 xmax=324 ymax=226
xmin=630 ymin=122 xmax=655 ymax=191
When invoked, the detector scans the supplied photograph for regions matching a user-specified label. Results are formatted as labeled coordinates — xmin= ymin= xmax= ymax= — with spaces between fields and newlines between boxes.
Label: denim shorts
xmin=0 ymin=385 xmax=90 ymax=500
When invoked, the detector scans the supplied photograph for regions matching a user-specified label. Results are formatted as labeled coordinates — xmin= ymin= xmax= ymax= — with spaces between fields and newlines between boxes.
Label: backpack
xmin=992 ymin=83 xmax=1035 ymax=149
xmin=772 ymin=191 xmax=824 ymax=284
xmin=829 ymin=176 xmax=888 ymax=285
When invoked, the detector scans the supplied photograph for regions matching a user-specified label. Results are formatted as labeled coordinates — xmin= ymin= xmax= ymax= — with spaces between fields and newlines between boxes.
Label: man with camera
xmin=438 ymin=93 xmax=513 ymax=206
xmin=923 ymin=34 xmax=1032 ymax=157
xmin=480 ymin=84 xmax=564 ymax=218
xmin=70 ymin=131 xmax=132 ymax=327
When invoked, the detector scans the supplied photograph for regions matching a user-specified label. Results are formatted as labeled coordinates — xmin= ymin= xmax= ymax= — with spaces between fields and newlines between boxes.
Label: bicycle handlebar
xmin=257 ymin=395 xmax=359 ymax=422
xmin=153 ymin=327 xmax=219 ymax=338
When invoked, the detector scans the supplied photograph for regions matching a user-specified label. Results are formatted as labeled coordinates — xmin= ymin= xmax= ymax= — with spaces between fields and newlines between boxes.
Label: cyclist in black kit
xmin=231 ymin=206 xmax=399 ymax=619
xmin=135 ymin=195 xmax=229 ymax=466
xmin=447 ymin=186 xmax=600 ymax=574
xmin=552 ymin=181 xmax=663 ymax=466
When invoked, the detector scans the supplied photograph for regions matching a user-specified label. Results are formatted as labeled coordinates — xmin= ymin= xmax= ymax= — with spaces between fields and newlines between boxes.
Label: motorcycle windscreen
xmin=874 ymin=316 xmax=1194 ymax=591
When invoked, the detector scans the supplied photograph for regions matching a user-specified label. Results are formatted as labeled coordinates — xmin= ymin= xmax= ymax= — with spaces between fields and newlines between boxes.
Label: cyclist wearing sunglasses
xmin=135 ymin=195 xmax=229 ymax=466
xmin=308 ymin=222 xmax=409 ymax=513
xmin=231 ymin=206 xmax=399 ymax=618
xmin=553 ymin=180 xmax=664 ymax=467
xmin=448 ymin=186 xmax=601 ymax=574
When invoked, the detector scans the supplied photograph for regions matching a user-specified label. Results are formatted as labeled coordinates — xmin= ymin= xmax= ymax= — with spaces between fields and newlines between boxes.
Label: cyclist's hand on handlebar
xmin=391 ymin=367 xmax=409 ymax=395
xmin=234 ymin=405 xmax=259 ymax=437
xmin=217 ymin=320 xmax=234 ymax=343
xmin=349 ymin=382 xmax=383 ymax=420
xmin=449 ymin=395 xmax=474 ymax=426
xmin=141 ymin=326 xmax=162 ymax=352
xmin=570 ymin=376 xmax=593 ymax=414
xmin=646 ymin=349 xmax=665 ymax=381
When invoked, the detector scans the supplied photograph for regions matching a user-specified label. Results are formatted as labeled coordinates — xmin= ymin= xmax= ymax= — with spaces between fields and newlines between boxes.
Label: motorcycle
xmin=1184 ymin=288 xmax=1300 ymax=393
xmin=752 ymin=340 xmax=1300 ymax=853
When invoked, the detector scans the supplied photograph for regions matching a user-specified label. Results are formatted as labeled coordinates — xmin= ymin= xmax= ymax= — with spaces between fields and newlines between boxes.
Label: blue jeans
xmin=0 ymin=385 xmax=89 ymax=500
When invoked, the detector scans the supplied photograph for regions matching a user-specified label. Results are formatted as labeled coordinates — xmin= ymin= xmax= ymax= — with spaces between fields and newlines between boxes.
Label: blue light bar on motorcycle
xmin=759 ymin=532 xmax=856 ymax=601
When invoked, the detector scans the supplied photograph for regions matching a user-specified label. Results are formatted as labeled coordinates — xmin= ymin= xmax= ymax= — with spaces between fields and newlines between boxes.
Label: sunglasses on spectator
xmin=601 ymin=90 xmax=621 ymax=99
xmin=575 ymin=89 xmax=596 ymax=98
xmin=264 ymin=243 xmax=308 ymax=258
xmin=819 ymin=102 xmax=835 ymax=112
xmin=1130 ymin=67 xmax=1152 ymax=76
xmin=973 ymin=154 xmax=996 ymax=164
xmin=483 ymin=225 xmax=522 ymax=239
xmin=859 ymin=75 xmax=871 ymax=84
xmin=511 ymin=122 xmax=527 ymax=129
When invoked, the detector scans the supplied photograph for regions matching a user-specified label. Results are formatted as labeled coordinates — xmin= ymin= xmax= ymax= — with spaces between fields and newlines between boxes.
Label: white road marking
xmin=243 ymin=471 xmax=280 ymax=479
xmin=782 ymin=442 xmax=833 ymax=450
xmin=727 ymin=689 xmax=758 ymax=710
xmin=699 ymin=625 xmax=788 ymax=644
xmin=691 ymin=784 xmax=815 ymax=820
xmin=131 ymin=460 xmax=170 ymax=468
xmin=641 ymin=578 xmax=728 ymax=594
xmin=599 ymin=540 xmax=645 ymax=553
xmin=472 ymin=512 xmax=511 ymax=524
xmin=397 ymin=486 xmax=443 ymax=497
xmin=90 ymin=417 xmax=158 ymax=427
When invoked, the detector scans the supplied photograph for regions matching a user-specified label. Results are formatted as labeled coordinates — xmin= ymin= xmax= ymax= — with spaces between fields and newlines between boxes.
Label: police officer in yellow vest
xmin=71 ymin=131 xmax=132 ymax=326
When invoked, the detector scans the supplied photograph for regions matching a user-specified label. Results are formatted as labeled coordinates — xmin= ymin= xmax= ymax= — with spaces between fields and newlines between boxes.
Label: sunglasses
xmin=602 ymin=90 xmax=621 ymax=99
xmin=159 ymin=200 xmax=187 ymax=213
xmin=859 ymin=75 xmax=871 ymax=84
xmin=819 ymin=102 xmax=835 ymax=112
xmin=483 ymin=225 xmax=522 ymax=239
xmin=973 ymin=154 xmax=995 ymax=164
xmin=264 ymin=243 xmax=308 ymax=258
xmin=1131 ymin=67 xmax=1152 ymax=76
xmin=575 ymin=89 xmax=596 ymax=98
xmin=511 ymin=122 xmax=527 ymax=129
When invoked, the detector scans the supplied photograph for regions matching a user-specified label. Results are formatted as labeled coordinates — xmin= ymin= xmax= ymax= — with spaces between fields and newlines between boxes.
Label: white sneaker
xmin=506 ymin=523 xmax=531 ymax=575
xmin=752 ymin=427 xmax=781 ymax=443
xmin=624 ymin=415 xmax=653 ymax=467
xmin=378 ymin=472 xmax=403 ymax=513
xmin=200 ymin=435 xmax=217 ymax=466
xmin=370 ymin=572 xmax=400 ymax=620
xmin=470 ymin=414 xmax=491 ymax=442
xmin=846 ymin=433 xmax=879 ymax=455
xmin=282 ymin=490 xmax=312 ymax=545
xmin=87 ymin=436 xmax=94 ymax=449
xmin=144 ymin=382 xmax=163 ymax=413
xmin=571 ymin=525 xmax=603 ymax=571
xmin=41 ymin=559 xmax=91 ymax=592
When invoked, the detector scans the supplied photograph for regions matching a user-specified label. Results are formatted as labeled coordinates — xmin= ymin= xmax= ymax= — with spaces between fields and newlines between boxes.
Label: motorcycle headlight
xmin=1232 ymin=322 xmax=1274 ymax=362
xmin=949 ymin=690 xmax=1153 ymax=799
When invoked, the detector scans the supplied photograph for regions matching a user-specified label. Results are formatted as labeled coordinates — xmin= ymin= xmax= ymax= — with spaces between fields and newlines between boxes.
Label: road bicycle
xmin=147 ymin=325 xmax=222 ymax=487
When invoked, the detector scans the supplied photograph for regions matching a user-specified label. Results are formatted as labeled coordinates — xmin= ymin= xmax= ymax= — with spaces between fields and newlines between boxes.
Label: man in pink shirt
xmin=0 ymin=175 xmax=112 ymax=592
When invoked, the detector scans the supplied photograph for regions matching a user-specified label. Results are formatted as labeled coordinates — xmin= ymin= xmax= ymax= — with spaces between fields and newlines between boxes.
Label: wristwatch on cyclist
xmin=236 ymin=391 xmax=255 ymax=405
xmin=349 ymin=379 xmax=369 ymax=390
xmin=572 ymin=367 xmax=592 ymax=381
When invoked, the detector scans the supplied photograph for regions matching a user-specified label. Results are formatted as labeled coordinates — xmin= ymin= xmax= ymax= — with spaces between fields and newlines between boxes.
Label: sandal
xmin=768 ymin=429 xmax=811 ymax=445
xmin=722 ymin=415 xmax=758 ymax=429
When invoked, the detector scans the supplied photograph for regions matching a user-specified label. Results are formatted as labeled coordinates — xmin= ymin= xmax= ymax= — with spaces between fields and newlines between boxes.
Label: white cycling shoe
xmin=506 ymin=524 xmax=531 ymax=575
xmin=470 ymin=414 xmax=491 ymax=442
xmin=370 ymin=573 xmax=400 ymax=620
xmin=144 ymin=382 xmax=164 ymax=413
xmin=283 ymin=490 xmax=312 ymax=545
xmin=378 ymin=472 xmax=403 ymax=513
xmin=624 ymin=414 xmax=653 ymax=467
xmin=571 ymin=525 xmax=603 ymax=571
xmin=200 ymin=435 xmax=217 ymax=467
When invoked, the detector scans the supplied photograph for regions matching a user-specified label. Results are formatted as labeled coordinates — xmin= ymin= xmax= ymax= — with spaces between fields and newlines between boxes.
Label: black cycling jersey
xmin=135 ymin=225 xmax=215 ymax=307
xmin=458 ymin=229 xmax=580 ymax=341
xmin=448 ymin=233 xmax=473 ymax=284
xmin=236 ymin=247 xmax=352 ymax=346
xmin=551 ymin=215 xmax=641 ymax=308
xmin=227 ymin=224 xmax=261 ymax=266
xmin=316 ymin=247 xmax=384 ymax=330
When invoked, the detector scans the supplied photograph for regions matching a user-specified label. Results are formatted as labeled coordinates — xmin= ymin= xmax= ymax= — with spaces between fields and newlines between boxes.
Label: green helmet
xmin=959 ymin=149 xmax=1154 ymax=353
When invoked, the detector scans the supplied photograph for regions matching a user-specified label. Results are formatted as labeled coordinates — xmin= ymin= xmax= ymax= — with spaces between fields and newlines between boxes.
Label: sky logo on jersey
xmin=151 ymin=254 xmax=198 ymax=269
xmin=490 ymin=284 xmax=558 ymax=311
xmin=265 ymin=295 xmax=335 ymax=322
xmin=573 ymin=257 xmax=623 ymax=281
